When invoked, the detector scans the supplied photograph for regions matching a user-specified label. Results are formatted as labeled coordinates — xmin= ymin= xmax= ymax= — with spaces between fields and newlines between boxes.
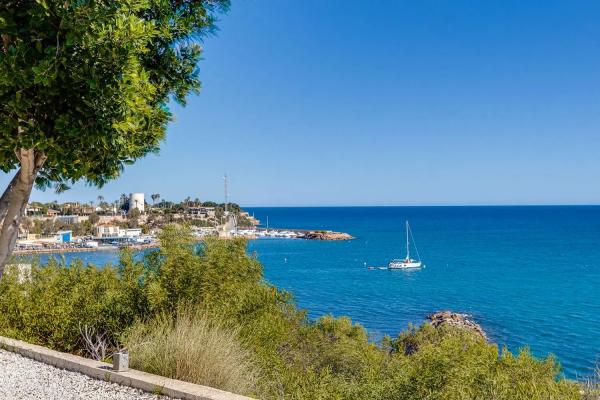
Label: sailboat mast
xmin=406 ymin=220 xmax=410 ymax=260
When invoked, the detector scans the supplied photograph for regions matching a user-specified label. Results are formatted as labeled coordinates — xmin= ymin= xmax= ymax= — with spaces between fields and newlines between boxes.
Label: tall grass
xmin=124 ymin=308 xmax=258 ymax=396
xmin=582 ymin=368 xmax=600 ymax=400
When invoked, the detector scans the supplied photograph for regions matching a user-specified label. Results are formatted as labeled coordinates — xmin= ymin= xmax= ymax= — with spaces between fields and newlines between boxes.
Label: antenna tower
xmin=224 ymin=173 xmax=229 ymax=214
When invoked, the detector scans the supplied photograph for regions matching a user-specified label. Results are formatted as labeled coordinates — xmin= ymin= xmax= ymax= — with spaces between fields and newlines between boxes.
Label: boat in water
xmin=388 ymin=221 xmax=423 ymax=269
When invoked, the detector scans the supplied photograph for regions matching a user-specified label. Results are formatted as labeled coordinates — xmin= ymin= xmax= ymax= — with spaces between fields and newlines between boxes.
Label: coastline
xmin=13 ymin=229 xmax=354 ymax=256
xmin=13 ymin=243 xmax=159 ymax=256
xmin=8 ymin=205 xmax=600 ymax=378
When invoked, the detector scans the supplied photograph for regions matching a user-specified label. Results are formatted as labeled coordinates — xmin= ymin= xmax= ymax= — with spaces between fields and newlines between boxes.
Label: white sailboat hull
xmin=388 ymin=260 xmax=422 ymax=269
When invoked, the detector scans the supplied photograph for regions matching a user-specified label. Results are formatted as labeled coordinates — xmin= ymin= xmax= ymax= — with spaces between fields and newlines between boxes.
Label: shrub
xmin=0 ymin=256 xmax=148 ymax=353
xmin=124 ymin=307 xmax=258 ymax=396
xmin=379 ymin=324 xmax=581 ymax=400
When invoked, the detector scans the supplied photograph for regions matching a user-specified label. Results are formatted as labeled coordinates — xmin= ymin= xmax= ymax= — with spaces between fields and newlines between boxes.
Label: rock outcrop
xmin=303 ymin=231 xmax=355 ymax=241
xmin=427 ymin=311 xmax=487 ymax=341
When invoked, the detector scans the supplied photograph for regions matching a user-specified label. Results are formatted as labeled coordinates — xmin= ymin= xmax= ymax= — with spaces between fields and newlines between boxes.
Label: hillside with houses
xmin=16 ymin=193 xmax=259 ymax=252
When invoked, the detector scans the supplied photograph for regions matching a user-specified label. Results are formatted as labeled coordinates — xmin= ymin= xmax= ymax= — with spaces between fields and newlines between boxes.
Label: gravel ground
xmin=0 ymin=348 xmax=174 ymax=400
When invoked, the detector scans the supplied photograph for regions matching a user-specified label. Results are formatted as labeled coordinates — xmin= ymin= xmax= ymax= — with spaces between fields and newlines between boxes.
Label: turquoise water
xmin=33 ymin=206 xmax=600 ymax=378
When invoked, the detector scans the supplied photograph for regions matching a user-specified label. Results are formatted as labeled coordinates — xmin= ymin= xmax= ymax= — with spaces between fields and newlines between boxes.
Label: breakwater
xmin=252 ymin=228 xmax=354 ymax=240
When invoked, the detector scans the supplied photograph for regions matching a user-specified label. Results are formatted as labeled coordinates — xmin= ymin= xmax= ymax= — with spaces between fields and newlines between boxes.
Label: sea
xmin=27 ymin=206 xmax=600 ymax=379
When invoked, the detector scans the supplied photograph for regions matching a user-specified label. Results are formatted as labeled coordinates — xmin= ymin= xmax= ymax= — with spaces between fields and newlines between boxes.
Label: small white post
xmin=112 ymin=351 xmax=129 ymax=372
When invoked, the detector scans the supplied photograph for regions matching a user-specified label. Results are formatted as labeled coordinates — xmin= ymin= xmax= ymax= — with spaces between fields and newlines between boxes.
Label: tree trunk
xmin=0 ymin=149 xmax=46 ymax=279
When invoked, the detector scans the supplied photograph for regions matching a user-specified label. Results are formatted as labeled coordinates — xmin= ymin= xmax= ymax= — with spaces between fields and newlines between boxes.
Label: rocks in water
xmin=427 ymin=311 xmax=487 ymax=341
xmin=303 ymin=231 xmax=355 ymax=240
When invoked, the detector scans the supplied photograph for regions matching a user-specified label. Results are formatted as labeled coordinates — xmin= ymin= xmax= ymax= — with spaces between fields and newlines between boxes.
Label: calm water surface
xmin=31 ymin=206 xmax=600 ymax=378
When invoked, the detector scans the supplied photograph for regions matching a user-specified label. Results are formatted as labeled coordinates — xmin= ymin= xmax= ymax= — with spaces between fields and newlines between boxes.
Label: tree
xmin=89 ymin=212 xmax=100 ymax=225
xmin=0 ymin=0 xmax=229 ymax=277
xmin=151 ymin=193 xmax=160 ymax=205
xmin=119 ymin=194 xmax=129 ymax=211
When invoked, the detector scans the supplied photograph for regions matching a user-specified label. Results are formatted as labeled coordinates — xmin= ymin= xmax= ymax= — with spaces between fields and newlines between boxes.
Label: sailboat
xmin=388 ymin=221 xmax=422 ymax=269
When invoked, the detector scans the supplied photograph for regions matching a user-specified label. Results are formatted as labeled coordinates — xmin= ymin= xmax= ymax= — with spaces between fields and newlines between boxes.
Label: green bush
xmin=0 ymin=225 xmax=588 ymax=399
xmin=382 ymin=324 xmax=580 ymax=400
xmin=0 ymin=256 xmax=147 ymax=353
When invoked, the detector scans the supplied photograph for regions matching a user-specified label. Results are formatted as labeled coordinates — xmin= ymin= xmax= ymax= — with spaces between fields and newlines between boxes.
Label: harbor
xmin=14 ymin=226 xmax=354 ymax=255
xmin=12 ymin=243 xmax=158 ymax=255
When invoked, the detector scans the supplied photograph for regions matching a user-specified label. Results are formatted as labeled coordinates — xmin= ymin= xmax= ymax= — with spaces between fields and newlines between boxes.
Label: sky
xmin=3 ymin=0 xmax=600 ymax=206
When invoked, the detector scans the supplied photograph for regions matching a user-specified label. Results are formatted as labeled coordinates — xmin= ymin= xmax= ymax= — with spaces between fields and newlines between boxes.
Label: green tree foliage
xmin=0 ymin=226 xmax=586 ymax=399
xmin=0 ymin=255 xmax=148 ymax=351
xmin=27 ymin=217 xmax=95 ymax=236
xmin=0 ymin=0 xmax=229 ymax=276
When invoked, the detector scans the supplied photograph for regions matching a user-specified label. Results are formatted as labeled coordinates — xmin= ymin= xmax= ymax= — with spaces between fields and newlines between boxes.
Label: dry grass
xmin=582 ymin=368 xmax=600 ymax=400
xmin=123 ymin=308 xmax=258 ymax=396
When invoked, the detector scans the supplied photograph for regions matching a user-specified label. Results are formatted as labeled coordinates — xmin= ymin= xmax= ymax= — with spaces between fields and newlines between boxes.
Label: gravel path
xmin=0 ymin=348 xmax=174 ymax=400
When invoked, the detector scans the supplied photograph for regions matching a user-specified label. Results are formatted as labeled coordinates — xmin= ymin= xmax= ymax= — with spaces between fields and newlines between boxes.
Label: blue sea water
xmin=31 ymin=206 xmax=600 ymax=378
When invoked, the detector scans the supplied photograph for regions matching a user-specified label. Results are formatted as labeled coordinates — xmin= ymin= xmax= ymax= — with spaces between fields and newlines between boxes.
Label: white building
xmin=95 ymin=225 xmax=142 ymax=239
xmin=121 ymin=228 xmax=142 ymax=238
xmin=188 ymin=207 xmax=216 ymax=218
xmin=25 ymin=205 xmax=42 ymax=216
xmin=129 ymin=193 xmax=145 ymax=213
xmin=95 ymin=225 xmax=120 ymax=237
xmin=55 ymin=215 xmax=88 ymax=224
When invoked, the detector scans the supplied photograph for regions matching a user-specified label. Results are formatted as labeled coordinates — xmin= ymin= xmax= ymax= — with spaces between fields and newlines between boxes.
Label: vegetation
xmin=22 ymin=217 xmax=94 ymax=237
xmin=0 ymin=225 xmax=589 ymax=399
xmin=125 ymin=307 xmax=258 ymax=395
xmin=0 ymin=0 xmax=229 ymax=276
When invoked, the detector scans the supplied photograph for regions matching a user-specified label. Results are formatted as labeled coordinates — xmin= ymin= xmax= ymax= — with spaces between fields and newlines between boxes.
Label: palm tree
xmin=97 ymin=195 xmax=105 ymax=212
xmin=151 ymin=193 xmax=160 ymax=205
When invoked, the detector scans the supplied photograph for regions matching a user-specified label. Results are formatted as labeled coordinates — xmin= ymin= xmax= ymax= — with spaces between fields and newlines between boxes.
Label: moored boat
xmin=388 ymin=221 xmax=422 ymax=269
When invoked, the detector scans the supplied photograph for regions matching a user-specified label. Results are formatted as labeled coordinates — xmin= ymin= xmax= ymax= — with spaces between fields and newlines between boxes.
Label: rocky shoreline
xmin=303 ymin=231 xmax=355 ymax=240
xmin=427 ymin=311 xmax=488 ymax=340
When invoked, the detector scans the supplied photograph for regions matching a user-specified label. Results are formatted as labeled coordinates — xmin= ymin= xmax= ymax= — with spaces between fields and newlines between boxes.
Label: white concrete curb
xmin=0 ymin=336 xmax=253 ymax=400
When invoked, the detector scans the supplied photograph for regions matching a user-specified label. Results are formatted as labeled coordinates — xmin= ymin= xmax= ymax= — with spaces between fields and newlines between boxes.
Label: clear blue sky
xmin=3 ymin=0 xmax=600 ymax=206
